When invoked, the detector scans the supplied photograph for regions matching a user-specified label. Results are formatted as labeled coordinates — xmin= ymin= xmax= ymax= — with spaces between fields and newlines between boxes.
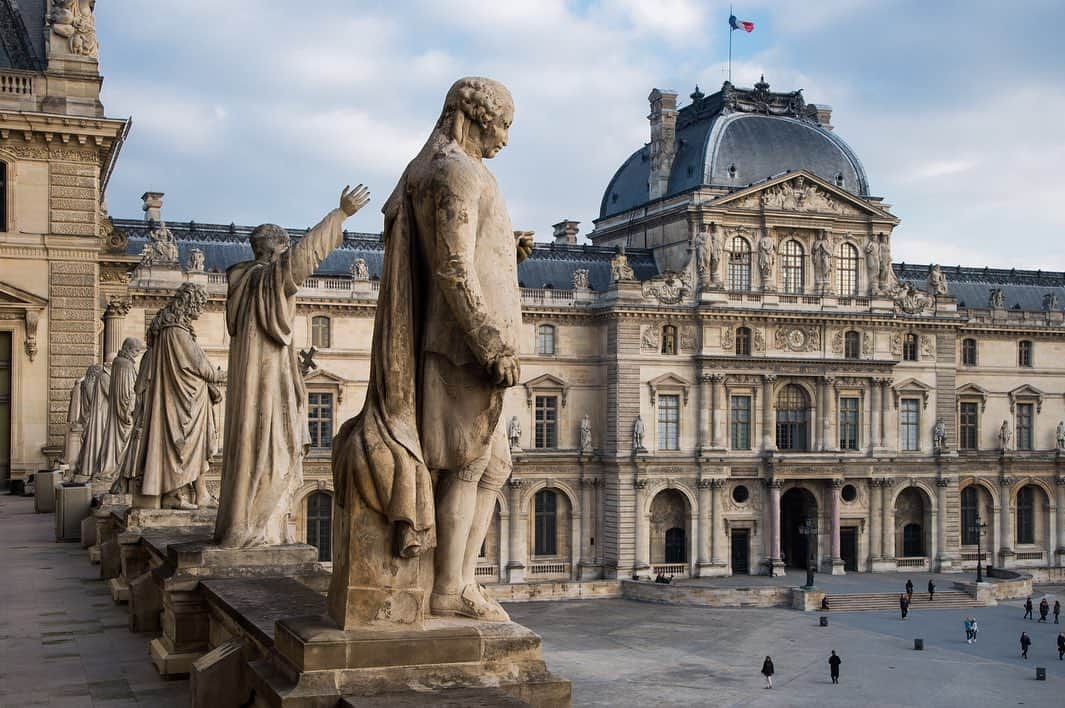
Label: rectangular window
xmin=838 ymin=397 xmax=860 ymax=450
xmin=534 ymin=491 xmax=557 ymax=556
xmin=308 ymin=392 xmax=334 ymax=449
xmin=730 ymin=395 xmax=751 ymax=449
xmin=959 ymin=402 xmax=979 ymax=450
xmin=1018 ymin=341 xmax=1032 ymax=367
xmin=1016 ymin=403 xmax=1033 ymax=450
xmin=534 ymin=396 xmax=558 ymax=449
xmin=657 ymin=394 xmax=680 ymax=450
xmin=900 ymin=399 xmax=920 ymax=451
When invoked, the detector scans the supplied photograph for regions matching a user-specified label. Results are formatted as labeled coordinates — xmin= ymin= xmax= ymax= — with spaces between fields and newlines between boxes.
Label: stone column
xmin=998 ymin=475 xmax=1014 ymax=565
xmin=698 ymin=373 xmax=712 ymax=455
xmin=881 ymin=479 xmax=896 ymax=564
xmin=879 ymin=378 xmax=892 ymax=449
xmin=825 ymin=479 xmax=844 ymax=574
xmin=766 ymin=479 xmax=784 ymax=576
xmin=823 ymin=377 xmax=836 ymax=452
xmin=936 ymin=477 xmax=951 ymax=571
xmin=711 ymin=373 xmax=726 ymax=449
xmin=869 ymin=380 xmax=881 ymax=454
xmin=634 ymin=478 xmax=650 ymax=576
xmin=101 ymin=300 xmax=130 ymax=361
xmin=578 ymin=477 xmax=600 ymax=579
xmin=711 ymin=479 xmax=726 ymax=567
xmin=696 ymin=479 xmax=712 ymax=572
xmin=762 ymin=375 xmax=777 ymax=453
xmin=869 ymin=479 xmax=882 ymax=565
xmin=506 ymin=478 xmax=527 ymax=583
xmin=1056 ymin=477 xmax=1065 ymax=566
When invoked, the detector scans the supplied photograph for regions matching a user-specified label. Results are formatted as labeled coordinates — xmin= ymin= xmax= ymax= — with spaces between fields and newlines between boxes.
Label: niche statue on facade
xmin=693 ymin=222 xmax=722 ymax=290
xmin=812 ymin=229 xmax=832 ymax=295
xmin=757 ymin=230 xmax=775 ymax=290
xmin=580 ymin=414 xmax=593 ymax=453
xmin=633 ymin=415 xmax=646 ymax=452
xmin=932 ymin=418 xmax=946 ymax=453
xmin=998 ymin=420 xmax=1011 ymax=450
xmin=508 ymin=415 xmax=522 ymax=451
xmin=1057 ymin=421 xmax=1065 ymax=451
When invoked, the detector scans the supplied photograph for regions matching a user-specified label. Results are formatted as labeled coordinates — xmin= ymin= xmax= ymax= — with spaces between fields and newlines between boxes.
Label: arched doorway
xmin=781 ymin=487 xmax=818 ymax=569
xmin=650 ymin=489 xmax=691 ymax=569
xmin=894 ymin=486 xmax=932 ymax=559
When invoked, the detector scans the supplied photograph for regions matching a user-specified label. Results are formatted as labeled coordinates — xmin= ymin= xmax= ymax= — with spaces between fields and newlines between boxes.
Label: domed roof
xmin=600 ymin=79 xmax=869 ymax=219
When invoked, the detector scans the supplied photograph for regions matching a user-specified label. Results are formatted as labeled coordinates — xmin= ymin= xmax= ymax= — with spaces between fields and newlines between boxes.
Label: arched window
xmin=728 ymin=236 xmax=751 ymax=291
xmin=665 ymin=527 xmax=686 ymax=563
xmin=1016 ymin=485 xmax=1035 ymax=545
xmin=736 ymin=326 xmax=752 ymax=356
xmin=306 ymin=491 xmax=332 ymax=562
xmin=903 ymin=523 xmax=923 ymax=556
xmin=1018 ymin=340 xmax=1033 ymax=368
xmin=903 ymin=333 xmax=918 ymax=361
xmin=835 ymin=242 xmax=859 ymax=296
xmin=781 ymin=240 xmax=805 ymax=294
xmin=961 ymin=486 xmax=979 ymax=545
xmin=844 ymin=331 xmax=861 ymax=359
xmin=537 ymin=324 xmax=556 ymax=355
xmin=534 ymin=490 xmax=558 ymax=556
xmin=775 ymin=384 xmax=809 ymax=451
xmin=962 ymin=338 xmax=977 ymax=366
xmin=661 ymin=325 xmax=677 ymax=355
xmin=311 ymin=315 xmax=331 ymax=348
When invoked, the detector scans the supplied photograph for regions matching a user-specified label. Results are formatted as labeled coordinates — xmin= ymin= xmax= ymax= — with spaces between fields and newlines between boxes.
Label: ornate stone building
xmin=3 ymin=4 xmax=1063 ymax=583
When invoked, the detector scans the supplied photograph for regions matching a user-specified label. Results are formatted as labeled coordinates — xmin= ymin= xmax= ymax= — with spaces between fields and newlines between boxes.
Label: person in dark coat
xmin=1020 ymin=632 xmax=1031 ymax=660
xmin=928 ymin=579 xmax=935 ymax=601
xmin=1057 ymin=632 xmax=1065 ymax=660
xmin=1055 ymin=600 xmax=1061 ymax=624
xmin=821 ymin=596 xmax=830 ymax=611
xmin=905 ymin=579 xmax=914 ymax=602
xmin=761 ymin=656 xmax=774 ymax=689
xmin=1039 ymin=598 xmax=1050 ymax=622
xmin=1024 ymin=597 xmax=1034 ymax=620
xmin=828 ymin=651 xmax=841 ymax=684
xmin=899 ymin=593 xmax=909 ymax=619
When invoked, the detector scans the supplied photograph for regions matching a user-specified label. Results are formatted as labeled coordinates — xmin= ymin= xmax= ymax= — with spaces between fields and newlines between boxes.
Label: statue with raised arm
xmin=214 ymin=185 xmax=370 ymax=547
xmin=95 ymin=337 xmax=145 ymax=483
xmin=330 ymin=77 xmax=527 ymax=627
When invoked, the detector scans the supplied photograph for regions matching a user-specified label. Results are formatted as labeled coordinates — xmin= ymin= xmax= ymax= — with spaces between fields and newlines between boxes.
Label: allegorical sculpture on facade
xmin=864 ymin=237 xmax=880 ymax=295
xmin=350 ymin=257 xmax=369 ymax=281
xmin=330 ymin=77 xmax=527 ymax=627
xmin=610 ymin=246 xmax=635 ymax=282
xmin=999 ymin=420 xmax=1011 ymax=450
xmin=214 ymin=186 xmax=370 ymax=547
xmin=757 ymin=230 xmax=775 ymax=289
xmin=135 ymin=284 xmax=224 ymax=509
xmin=95 ymin=337 xmax=145 ymax=483
xmin=48 ymin=0 xmax=98 ymax=59
xmin=933 ymin=418 xmax=946 ymax=453
xmin=187 ymin=248 xmax=205 ymax=272
xmin=927 ymin=264 xmax=949 ymax=297
xmin=580 ymin=414 xmax=593 ymax=453
xmin=989 ymin=288 xmax=1005 ymax=309
xmin=812 ymin=229 xmax=832 ymax=295
xmin=693 ymin=222 xmax=722 ymax=290
xmin=633 ymin=415 xmax=646 ymax=451
xmin=572 ymin=268 xmax=589 ymax=290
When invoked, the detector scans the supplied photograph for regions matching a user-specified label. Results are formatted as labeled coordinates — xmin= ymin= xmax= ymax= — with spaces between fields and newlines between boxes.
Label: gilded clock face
xmin=787 ymin=329 xmax=806 ymax=350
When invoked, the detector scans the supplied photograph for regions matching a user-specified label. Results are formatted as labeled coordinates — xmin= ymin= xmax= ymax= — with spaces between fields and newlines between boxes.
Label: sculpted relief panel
xmin=731 ymin=175 xmax=862 ymax=216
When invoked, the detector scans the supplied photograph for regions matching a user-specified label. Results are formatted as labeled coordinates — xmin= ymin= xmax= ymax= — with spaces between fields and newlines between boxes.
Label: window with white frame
xmin=729 ymin=236 xmax=751 ymax=291
xmin=1015 ymin=403 xmax=1034 ymax=450
xmin=781 ymin=240 xmax=805 ymax=294
xmin=1018 ymin=340 xmax=1033 ymax=367
xmin=311 ymin=315 xmax=331 ymax=348
xmin=657 ymin=394 xmax=680 ymax=450
xmin=839 ymin=397 xmax=860 ymax=450
xmin=730 ymin=395 xmax=751 ymax=449
xmin=536 ymin=324 xmax=556 ymax=355
xmin=900 ymin=398 xmax=920 ymax=451
xmin=308 ymin=392 xmax=334 ymax=450
xmin=836 ymin=242 xmax=859 ymax=295
xmin=534 ymin=395 xmax=558 ymax=449
xmin=958 ymin=401 xmax=979 ymax=450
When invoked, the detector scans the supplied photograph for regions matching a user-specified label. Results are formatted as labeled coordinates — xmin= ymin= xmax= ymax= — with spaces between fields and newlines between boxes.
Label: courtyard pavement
xmin=0 ymin=494 xmax=187 ymax=708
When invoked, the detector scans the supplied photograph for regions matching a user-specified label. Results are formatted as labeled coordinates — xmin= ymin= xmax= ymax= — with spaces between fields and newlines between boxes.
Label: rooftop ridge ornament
xmin=720 ymin=78 xmax=809 ymax=120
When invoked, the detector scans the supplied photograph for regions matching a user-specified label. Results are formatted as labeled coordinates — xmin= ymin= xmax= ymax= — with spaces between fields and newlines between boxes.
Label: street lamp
xmin=799 ymin=517 xmax=819 ymax=588
xmin=967 ymin=514 xmax=989 ymax=583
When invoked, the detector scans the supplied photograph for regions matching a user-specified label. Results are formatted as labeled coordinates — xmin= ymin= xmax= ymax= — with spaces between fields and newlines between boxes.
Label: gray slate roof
xmin=895 ymin=263 xmax=1065 ymax=312
xmin=0 ymin=0 xmax=46 ymax=70
xmin=114 ymin=219 xmax=659 ymax=292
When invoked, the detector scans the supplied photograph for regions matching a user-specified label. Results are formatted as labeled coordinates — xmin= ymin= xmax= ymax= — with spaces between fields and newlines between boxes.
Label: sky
xmin=97 ymin=1 xmax=1065 ymax=269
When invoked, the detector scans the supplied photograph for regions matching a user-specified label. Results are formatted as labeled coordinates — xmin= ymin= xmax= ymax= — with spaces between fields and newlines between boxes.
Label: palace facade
xmin=2 ymin=4 xmax=1063 ymax=584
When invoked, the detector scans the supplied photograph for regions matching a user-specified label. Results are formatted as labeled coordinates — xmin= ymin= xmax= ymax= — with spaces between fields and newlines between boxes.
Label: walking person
xmin=1055 ymin=600 xmax=1061 ymax=624
xmin=964 ymin=616 xmax=973 ymax=644
xmin=1039 ymin=598 xmax=1049 ymax=622
xmin=905 ymin=578 xmax=914 ymax=602
xmin=1058 ymin=632 xmax=1064 ymax=661
xmin=828 ymin=651 xmax=841 ymax=684
xmin=1020 ymin=632 xmax=1031 ymax=660
xmin=928 ymin=579 xmax=936 ymax=602
xmin=761 ymin=656 xmax=775 ymax=689
xmin=899 ymin=593 xmax=909 ymax=620
xmin=1024 ymin=597 xmax=1034 ymax=620
xmin=971 ymin=617 xmax=979 ymax=643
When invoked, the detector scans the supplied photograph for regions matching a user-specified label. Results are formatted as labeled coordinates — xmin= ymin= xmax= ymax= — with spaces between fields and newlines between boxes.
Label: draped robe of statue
xmin=214 ymin=209 xmax=346 ymax=547
xmin=112 ymin=354 xmax=150 ymax=493
xmin=77 ymin=362 xmax=111 ymax=479
xmin=62 ymin=377 xmax=84 ymax=468
xmin=137 ymin=322 xmax=220 ymax=497
xmin=95 ymin=347 xmax=139 ymax=481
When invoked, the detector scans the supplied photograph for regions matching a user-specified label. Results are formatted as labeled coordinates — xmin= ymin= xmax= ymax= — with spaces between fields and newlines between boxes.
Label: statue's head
xmin=249 ymin=224 xmax=291 ymax=262
xmin=119 ymin=337 xmax=145 ymax=358
xmin=438 ymin=77 xmax=514 ymax=159
xmin=173 ymin=282 xmax=209 ymax=320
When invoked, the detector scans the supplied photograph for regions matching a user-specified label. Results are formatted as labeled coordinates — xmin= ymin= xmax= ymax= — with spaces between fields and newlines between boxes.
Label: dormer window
xmin=834 ymin=172 xmax=845 ymax=188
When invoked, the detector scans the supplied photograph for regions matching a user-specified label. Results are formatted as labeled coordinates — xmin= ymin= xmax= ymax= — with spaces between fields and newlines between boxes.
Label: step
xmin=822 ymin=590 xmax=982 ymax=612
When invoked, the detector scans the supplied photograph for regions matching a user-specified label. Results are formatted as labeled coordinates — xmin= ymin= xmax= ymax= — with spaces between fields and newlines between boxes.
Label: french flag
xmin=729 ymin=15 xmax=755 ymax=33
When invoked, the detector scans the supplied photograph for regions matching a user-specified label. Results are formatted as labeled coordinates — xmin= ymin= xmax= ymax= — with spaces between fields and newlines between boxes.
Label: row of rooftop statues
xmin=62 ymin=77 xmax=528 ymax=626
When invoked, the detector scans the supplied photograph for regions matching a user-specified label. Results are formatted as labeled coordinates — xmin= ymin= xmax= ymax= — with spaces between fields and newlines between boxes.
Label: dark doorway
xmin=903 ymin=523 xmax=923 ymax=557
xmin=840 ymin=527 xmax=858 ymax=571
xmin=731 ymin=529 xmax=749 ymax=574
xmin=0 ymin=332 xmax=10 ymax=490
xmin=781 ymin=487 xmax=818 ymax=569
xmin=664 ymin=527 xmax=686 ymax=563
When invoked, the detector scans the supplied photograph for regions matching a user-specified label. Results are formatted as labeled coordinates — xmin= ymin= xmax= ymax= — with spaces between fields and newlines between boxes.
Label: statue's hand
xmin=489 ymin=354 xmax=520 ymax=388
xmin=515 ymin=232 xmax=534 ymax=262
xmin=340 ymin=184 xmax=371 ymax=217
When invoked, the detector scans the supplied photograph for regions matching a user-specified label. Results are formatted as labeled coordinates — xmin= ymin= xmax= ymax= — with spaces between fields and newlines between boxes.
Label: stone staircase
xmin=823 ymin=590 xmax=983 ymax=612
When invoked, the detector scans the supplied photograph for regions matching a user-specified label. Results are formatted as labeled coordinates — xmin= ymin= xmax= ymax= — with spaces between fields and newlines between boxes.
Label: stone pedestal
xmin=34 ymin=470 xmax=59 ymax=513
xmin=55 ymin=483 xmax=92 ymax=541
xmin=791 ymin=586 xmax=827 ymax=612
xmin=81 ymin=515 xmax=97 ymax=549
xmin=821 ymin=558 xmax=846 ymax=576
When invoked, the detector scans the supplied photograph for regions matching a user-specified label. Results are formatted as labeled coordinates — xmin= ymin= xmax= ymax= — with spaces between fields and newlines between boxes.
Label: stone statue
xmin=633 ymin=415 xmax=645 ymax=451
xmin=62 ymin=376 xmax=84 ymax=473
xmin=187 ymin=248 xmax=205 ymax=272
xmin=110 ymin=352 xmax=150 ymax=495
xmin=508 ymin=415 xmax=522 ymax=450
xmin=330 ymin=78 xmax=526 ymax=627
xmin=350 ymin=257 xmax=369 ymax=281
xmin=864 ymin=238 xmax=880 ymax=295
xmin=757 ymin=230 xmax=775 ymax=288
xmin=611 ymin=246 xmax=635 ymax=282
xmin=999 ymin=420 xmax=1011 ymax=450
xmin=76 ymin=359 xmax=111 ymax=480
xmin=894 ymin=282 xmax=933 ymax=315
xmin=877 ymin=233 xmax=893 ymax=291
xmin=693 ymin=223 xmax=722 ymax=289
xmin=933 ymin=418 xmax=946 ymax=452
xmin=95 ymin=338 xmax=146 ymax=482
xmin=214 ymin=185 xmax=370 ymax=547
xmin=135 ymin=283 xmax=225 ymax=509
xmin=580 ymin=414 xmax=593 ymax=453
xmin=927 ymin=264 xmax=948 ymax=297
xmin=572 ymin=268 xmax=589 ymax=290
xmin=1057 ymin=421 xmax=1065 ymax=451
xmin=49 ymin=0 xmax=98 ymax=59
xmin=141 ymin=221 xmax=180 ymax=265
xmin=1043 ymin=292 xmax=1059 ymax=311
xmin=812 ymin=229 xmax=832 ymax=294
xmin=989 ymin=288 xmax=1005 ymax=309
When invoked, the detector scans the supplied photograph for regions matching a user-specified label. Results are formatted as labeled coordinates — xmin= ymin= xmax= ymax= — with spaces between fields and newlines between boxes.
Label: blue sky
xmin=98 ymin=1 xmax=1065 ymax=269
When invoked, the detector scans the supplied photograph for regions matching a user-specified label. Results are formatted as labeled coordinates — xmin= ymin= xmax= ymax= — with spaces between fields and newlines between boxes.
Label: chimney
xmin=552 ymin=220 xmax=580 ymax=245
xmin=805 ymin=103 xmax=833 ymax=131
xmin=141 ymin=191 xmax=164 ymax=222
xmin=647 ymin=88 xmax=678 ymax=200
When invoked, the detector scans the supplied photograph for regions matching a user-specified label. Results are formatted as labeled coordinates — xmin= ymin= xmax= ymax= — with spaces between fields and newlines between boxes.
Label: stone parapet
xmin=620 ymin=579 xmax=793 ymax=608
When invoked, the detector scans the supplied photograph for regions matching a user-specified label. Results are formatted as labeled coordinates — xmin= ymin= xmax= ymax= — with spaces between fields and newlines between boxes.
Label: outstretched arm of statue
xmin=290 ymin=185 xmax=370 ymax=283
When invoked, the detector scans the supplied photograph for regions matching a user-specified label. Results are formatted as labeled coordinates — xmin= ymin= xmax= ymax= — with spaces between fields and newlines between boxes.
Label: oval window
xmin=841 ymin=484 xmax=857 ymax=503
xmin=732 ymin=485 xmax=750 ymax=504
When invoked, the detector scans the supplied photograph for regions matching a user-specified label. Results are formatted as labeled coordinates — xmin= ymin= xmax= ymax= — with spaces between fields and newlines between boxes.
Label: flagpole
xmin=728 ymin=5 xmax=733 ymax=83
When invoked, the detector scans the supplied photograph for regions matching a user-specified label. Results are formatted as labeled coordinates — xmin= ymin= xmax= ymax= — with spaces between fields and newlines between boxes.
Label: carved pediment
xmin=648 ymin=373 xmax=691 ymax=405
xmin=956 ymin=383 xmax=989 ymax=412
xmin=523 ymin=373 xmax=569 ymax=407
xmin=305 ymin=368 xmax=347 ymax=402
xmin=892 ymin=377 xmax=933 ymax=409
xmin=1008 ymin=384 xmax=1045 ymax=413
xmin=0 ymin=281 xmax=47 ymax=361
xmin=711 ymin=171 xmax=895 ymax=220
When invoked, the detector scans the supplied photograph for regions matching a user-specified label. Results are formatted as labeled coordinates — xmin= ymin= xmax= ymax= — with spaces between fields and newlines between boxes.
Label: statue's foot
xmin=430 ymin=584 xmax=509 ymax=622
xmin=163 ymin=499 xmax=198 ymax=511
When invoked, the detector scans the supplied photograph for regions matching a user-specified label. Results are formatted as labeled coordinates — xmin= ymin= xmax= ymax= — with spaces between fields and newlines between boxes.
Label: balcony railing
xmin=474 ymin=564 xmax=498 ymax=579
xmin=651 ymin=563 xmax=689 ymax=578
xmin=528 ymin=562 xmax=570 ymax=577
xmin=1015 ymin=551 xmax=1044 ymax=562
xmin=521 ymin=288 xmax=576 ymax=307
xmin=0 ymin=71 xmax=32 ymax=96
xmin=895 ymin=557 xmax=929 ymax=569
